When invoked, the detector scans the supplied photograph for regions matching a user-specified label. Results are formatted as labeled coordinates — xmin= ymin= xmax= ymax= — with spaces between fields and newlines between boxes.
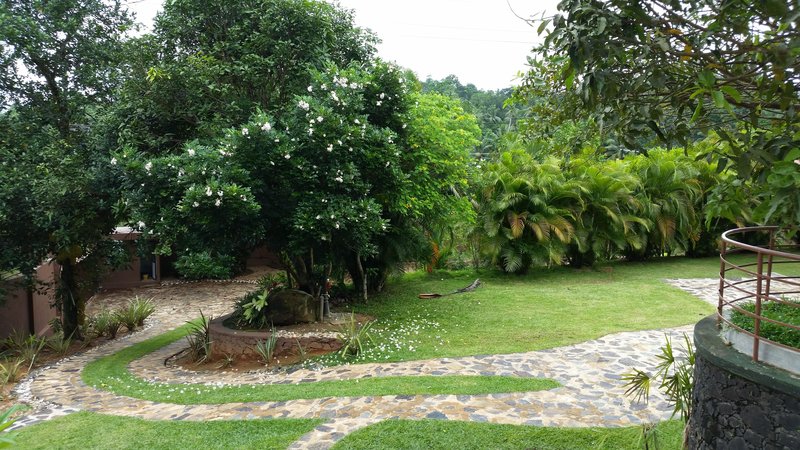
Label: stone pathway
xmin=8 ymin=278 xmax=716 ymax=448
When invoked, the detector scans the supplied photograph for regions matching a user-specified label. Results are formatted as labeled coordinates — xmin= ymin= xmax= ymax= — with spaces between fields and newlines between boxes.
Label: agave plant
xmin=337 ymin=314 xmax=375 ymax=357
xmin=478 ymin=150 xmax=577 ymax=273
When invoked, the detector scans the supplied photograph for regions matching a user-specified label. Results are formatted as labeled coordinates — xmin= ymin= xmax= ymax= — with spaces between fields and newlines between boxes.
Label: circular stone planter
xmin=687 ymin=315 xmax=800 ymax=449
xmin=209 ymin=314 xmax=342 ymax=360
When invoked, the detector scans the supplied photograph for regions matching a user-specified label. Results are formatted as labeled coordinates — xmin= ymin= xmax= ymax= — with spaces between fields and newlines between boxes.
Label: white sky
xmin=125 ymin=0 xmax=561 ymax=91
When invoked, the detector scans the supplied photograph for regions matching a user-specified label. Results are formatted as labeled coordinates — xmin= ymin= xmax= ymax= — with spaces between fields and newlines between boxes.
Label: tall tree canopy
xmin=0 ymin=0 xmax=133 ymax=336
xmin=101 ymin=0 xmax=377 ymax=155
xmin=520 ymin=0 xmax=800 ymax=227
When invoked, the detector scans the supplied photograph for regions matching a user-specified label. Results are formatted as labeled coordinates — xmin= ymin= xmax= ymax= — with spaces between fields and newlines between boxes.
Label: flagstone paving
xmin=9 ymin=277 xmax=718 ymax=449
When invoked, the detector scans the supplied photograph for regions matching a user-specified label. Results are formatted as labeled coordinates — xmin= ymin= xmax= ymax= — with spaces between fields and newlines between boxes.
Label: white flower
xmin=385 ymin=161 xmax=390 ymax=167
xmin=335 ymin=222 xmax=340 ymax=229
xmin=110 ymin=157 xmax=117 ymax=165
xmin=315 ymin=215 xmax=321 ymax=219
xmin=192 ymin=201 xmax=199 ymax=208
xmin=379 ymin=92 xmax=385 ymax=99
xmin=307 ymin=85 xmax=313 ymax=92
xmin=284 ymin=154 xmax=291 ymax=159
xmin=217 ymin=190 xmax=223 ymax=197
xmin=215 ymin=198 xmax=221 ymax=207
xmin=334 ymin=176 xmax=343 ymax=182
xmin=274 ymin=138 xmax=280 ymax=143
xmin=206 ymin=186 xmax=213 ymax=196
xmin=337 ymin=140 xmax=343 ymax=145
xmin=261 ymin=122 xmax=272 ymax=132
xmin=327 ymin=144 xmax=333 ymax=152
xmin=144 ymin=161 xmax=153 ymax=172
xmin=330 ymin=215 xmax=334 ymax=219
xmin=178 ymin=169 xmax=184 ymax=177
xmin=376 ymin=100 xmax=382 ymax=106
xmin=316 ymin=116 xmax=324 ymax=123
xmin=298 ymin=100 xmax=310 ymax=110
xmin=308 ymin=128 xmax=314 ymax=136
xmin=187 ymin=148 xmax=196 ymax=156
xmin=241 ymin=127 xmax=249 ymax=136
xmin=402 ymin=123 xmax=407 ymax=129
xmin=330 ymin=91 xmax=339 ymax=102
xmin=137 ymin=221 xmax=146 ymax=229
xmin=354 ymin=118 xmax=360 ymax=124
xmin=270 ymin=161 xmax=275 ymax=165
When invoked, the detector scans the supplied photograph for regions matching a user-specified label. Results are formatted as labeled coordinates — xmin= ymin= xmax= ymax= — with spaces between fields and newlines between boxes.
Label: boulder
xmin=264 ymin=289 xmax=317 ymax=325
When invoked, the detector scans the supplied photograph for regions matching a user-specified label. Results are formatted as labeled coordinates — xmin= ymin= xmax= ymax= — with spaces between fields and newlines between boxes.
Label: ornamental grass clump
xmin=46 ymin=333 xmax=73 ymax=356
xmin=90 ymin=309 xmax=123 ymax=339
xmin=130 ymin=296 xmax=156 ymax=327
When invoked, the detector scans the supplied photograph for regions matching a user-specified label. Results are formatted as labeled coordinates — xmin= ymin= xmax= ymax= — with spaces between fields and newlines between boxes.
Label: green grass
xmin=730 ymin=299 xmax=800 ymax=349
xmin=332 ymin=419 xmax=685 ymax=450
xmin=11 ymin=412 xmax=320 ymax=449
xmin=312 ymin=256 xmax=718 ymax=365
xmin=82 ymin=325 xmax=558 ymax=403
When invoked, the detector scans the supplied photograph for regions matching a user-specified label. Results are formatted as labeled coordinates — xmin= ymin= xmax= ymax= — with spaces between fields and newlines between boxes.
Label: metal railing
xmin=718 ymin=226 xmax=800 ymax=362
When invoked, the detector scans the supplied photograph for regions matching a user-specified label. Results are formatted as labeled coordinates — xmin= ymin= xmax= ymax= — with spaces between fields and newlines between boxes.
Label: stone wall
xmin=209 ymin=315 xmax=341 ymax=360
xmin=687 ymin=316 xmax=800 ymax=449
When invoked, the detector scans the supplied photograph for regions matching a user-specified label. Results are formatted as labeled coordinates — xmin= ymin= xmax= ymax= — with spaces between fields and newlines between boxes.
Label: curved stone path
xmin=9 ymin=278 xmax=717 ymax=449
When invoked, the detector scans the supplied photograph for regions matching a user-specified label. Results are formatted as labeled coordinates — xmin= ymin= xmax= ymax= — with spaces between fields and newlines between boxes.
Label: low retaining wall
xmin=209 ymin=315 xmax=341 ymax=360
xmin=687 ymin=316 xmax=800 ymax=449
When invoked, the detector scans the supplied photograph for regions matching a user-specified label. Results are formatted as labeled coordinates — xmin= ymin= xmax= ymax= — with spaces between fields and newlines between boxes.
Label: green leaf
xmin=720 ymin=85 xmax=742 ymax=103
xmin=711 ymin=90 xmax=726 ymax=109
xmin=597 ymin=17 xmax=607 ymax=34
xmin=698 ymin=70 xmax=715 ymax=88
xmin=537 ymin=19 xmax=550 ymax=35
xmin=690 ymin=102 xmax=702 ymax=123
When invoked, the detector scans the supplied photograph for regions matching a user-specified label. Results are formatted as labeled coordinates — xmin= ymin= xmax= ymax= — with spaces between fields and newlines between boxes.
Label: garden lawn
xmin=316 ymin=256 xmax=720 ymax=364
xmin=10 ymin=412 xmax=320 ymax=449
xmin=83 ymin=325 xmax=559 ymax=403
xmin=332 ymin=419 xmax=684 ymax=450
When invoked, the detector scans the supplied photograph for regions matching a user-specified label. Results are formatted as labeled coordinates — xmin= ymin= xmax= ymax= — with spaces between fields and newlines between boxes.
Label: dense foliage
xmin=476 ymin=147 xmax=742 ymax=273
xmin=519 ymin=0 xmax=800 ymax=229
xmin=0 ymin=0 xmax=133 ymax=336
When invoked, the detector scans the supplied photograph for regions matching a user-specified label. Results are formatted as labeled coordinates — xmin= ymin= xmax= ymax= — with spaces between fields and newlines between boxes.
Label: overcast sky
xmin=125 ymin=0 xmax=561 ymax=91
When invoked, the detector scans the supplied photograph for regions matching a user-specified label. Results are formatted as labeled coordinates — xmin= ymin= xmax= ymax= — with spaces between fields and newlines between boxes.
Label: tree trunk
xmin=355 ymin=250 xmax=367 ymax=302
xmin=59 ymin=259 xmax=83 ymax=339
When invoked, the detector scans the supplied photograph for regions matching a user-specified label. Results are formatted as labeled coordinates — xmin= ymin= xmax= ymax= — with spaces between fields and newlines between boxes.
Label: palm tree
xmin=567 ymin=159 xmax=649 ymax=266
xmin=624 ymin=150 xmax=702 ymax=260
xmin=478 ymin=150 xmax=577 ymax=273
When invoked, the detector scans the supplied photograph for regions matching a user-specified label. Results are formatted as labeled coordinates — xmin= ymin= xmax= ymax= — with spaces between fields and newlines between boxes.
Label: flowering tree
xmin=230 ymin=62 xmax=408 ymax=298
xmin=113 ymin=142 xmax=262 ymax=279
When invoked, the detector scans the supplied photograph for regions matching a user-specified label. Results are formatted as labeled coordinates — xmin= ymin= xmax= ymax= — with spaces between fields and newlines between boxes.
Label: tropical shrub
xmin=232 ymin=289 xmax=271 ymax=330
xmin=478 ymin=150 xmax=576 ymax=273
xmin=623 ymin=150 xmax=702 ymax=260
xmin=566 ymin=158 xmax=647 ymax=267
xmin=173 ymin=252 xmax=237 ymax=280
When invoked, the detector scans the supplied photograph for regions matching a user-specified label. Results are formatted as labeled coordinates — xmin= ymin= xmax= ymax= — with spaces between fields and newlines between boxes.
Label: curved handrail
xmin=718 ymin=226 xmax=800 ymax=364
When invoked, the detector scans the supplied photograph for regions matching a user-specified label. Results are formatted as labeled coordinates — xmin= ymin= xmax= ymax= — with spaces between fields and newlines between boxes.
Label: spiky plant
xmin=622 ymin=333 xmax=695 ymax=423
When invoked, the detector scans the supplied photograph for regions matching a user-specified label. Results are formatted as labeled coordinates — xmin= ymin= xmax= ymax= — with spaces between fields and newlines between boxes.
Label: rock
xmin=263 ymin=289 xmax=318 ymax=325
